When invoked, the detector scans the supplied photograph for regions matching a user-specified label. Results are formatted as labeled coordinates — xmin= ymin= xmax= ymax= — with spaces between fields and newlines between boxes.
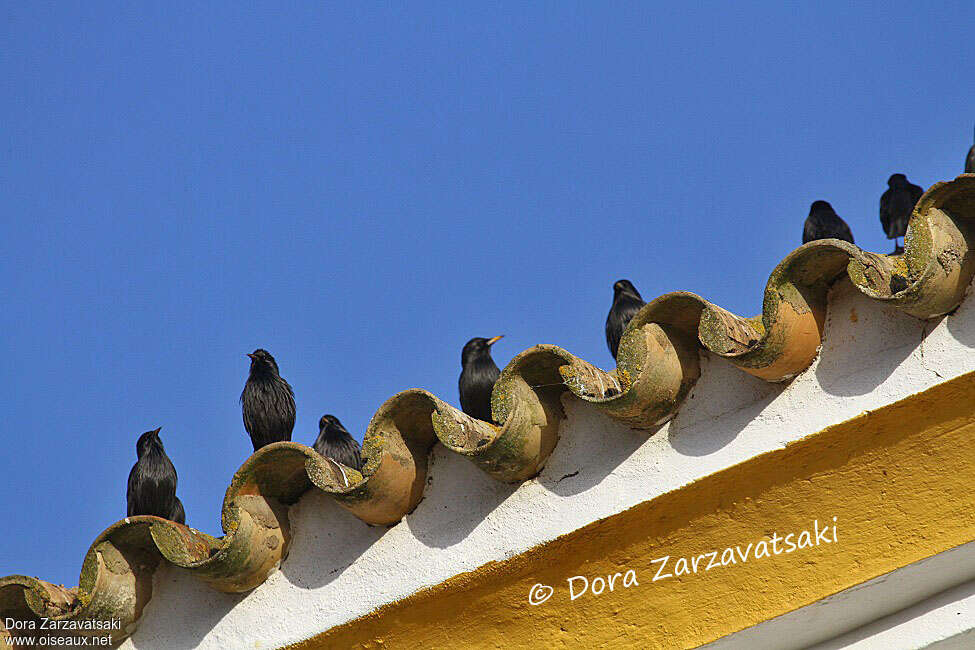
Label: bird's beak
xmin=486 ymin=335 xmax=504 ymax=346
xmin=152 ymin=427 xmax=162 ymax=435
xmin=247 ymin=353 xmax=256 ymax=360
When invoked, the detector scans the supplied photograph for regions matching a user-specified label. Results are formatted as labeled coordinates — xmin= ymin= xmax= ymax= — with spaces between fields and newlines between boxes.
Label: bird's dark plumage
xmin=126 ymin=428 xmax=183 ymax=523
xmin=313 ymin=414 xmax=363 ymax=470
xmin=459 ymin=336 xmax=503 ymax=422
xmin=966 ymin=124 xmax=975 ymax=173
xmin=605 ymin=279 xmax=645 ymax=359
xmin=802 ymin=201 xmax=855 ymax=245
xmin=241 ymin=348 xmax=296 ymax=451
xmin=170 ymin=497 xmax=185 ymax=525
xmin=880 ymin=174 xmax=922 ymax=252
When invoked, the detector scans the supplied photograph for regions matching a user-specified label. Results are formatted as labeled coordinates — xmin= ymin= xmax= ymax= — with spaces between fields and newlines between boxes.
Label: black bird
xmin=605 ymin=279 xmax=645 ymax=360
xmin=880 ymin=174 xmax=923 ymax=253
xmin=966 ymin=124 xmax=975 ymax=173
xmin=459 ymin=336 xmax=503 ymax=423
xmin=802 ymin=201 xmax=855 ymax=245
xmin=313 ymin=414 xmax=363 ymax=471
xmin=170 ymin=497 xmax=186 ymax=525
xmin=241 ymin=348 xmax=296 ymax=451
xmin=127 ymin=427 xmax=185 ymax=524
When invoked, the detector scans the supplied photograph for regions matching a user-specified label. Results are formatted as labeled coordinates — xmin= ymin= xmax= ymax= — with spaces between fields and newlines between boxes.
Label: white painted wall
xmin=813 ymin=567 xmax=975 ymax=650
xmin=707 ymin=541 xmax=975 ymax=649
xmin=121 ymin=277 xmax=975 ymax=649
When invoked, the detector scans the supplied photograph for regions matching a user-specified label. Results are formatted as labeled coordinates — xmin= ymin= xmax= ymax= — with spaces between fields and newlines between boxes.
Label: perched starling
xmin=313 ymin=414 xmax=362 ymax=471
xmin=241 ymin=348 xmax=296 ymax=451
xmin=127 ymin=428 xmax=184 ymax=523
xmin=966 ymin=124 xmax=975 ymax=173
xmin=170 ymin=497 xmax=186 ymax=525
xmin=459 ymin=336 xmax=503 ymax=423
xmin=605 ymin=279 xmax=645 ymax=360
xmin=802 ymin=201 xmax=855 ymax=245
xmin=880 ymin=174 xmax=922 ymax=253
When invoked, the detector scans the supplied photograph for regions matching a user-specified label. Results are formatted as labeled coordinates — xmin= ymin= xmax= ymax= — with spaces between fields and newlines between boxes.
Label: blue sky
xmin=1 ymin=3 xmax=972 ymax=585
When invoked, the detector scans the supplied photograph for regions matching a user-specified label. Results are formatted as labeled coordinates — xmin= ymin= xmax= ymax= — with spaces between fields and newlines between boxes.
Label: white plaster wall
xmin=706 ymin=541 xmax=975 ymax=649
xmin=813 ymin=574 xmax=975 ymax=650
xmin=120 ymin=277 xmax=975 ymax=649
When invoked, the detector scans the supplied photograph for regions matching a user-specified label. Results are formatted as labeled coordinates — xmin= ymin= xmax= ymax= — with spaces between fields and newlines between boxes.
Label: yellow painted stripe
xmin=288 ymin=371 xmax=975 ymax=649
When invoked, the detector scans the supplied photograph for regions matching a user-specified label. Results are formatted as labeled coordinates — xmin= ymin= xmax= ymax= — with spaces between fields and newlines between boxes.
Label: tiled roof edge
xmin=3 ymin=174 xmax=975 ymax=647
